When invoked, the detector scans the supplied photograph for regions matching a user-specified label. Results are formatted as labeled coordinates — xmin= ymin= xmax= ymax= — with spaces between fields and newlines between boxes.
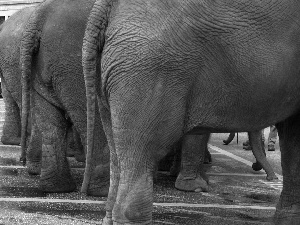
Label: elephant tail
xmin=19 ymin=7 xmax=43 ymax=165
xmin=81 ymin=0 xmax=115 ymax=193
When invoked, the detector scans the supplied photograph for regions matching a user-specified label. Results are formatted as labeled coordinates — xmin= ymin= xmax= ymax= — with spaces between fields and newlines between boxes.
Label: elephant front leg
xmin=35 ymin=94 xmax=76 ymax=193
xmin=175 ymin=134 xmax=209 ymax=192
xmin=274 ymin=114 xmax=300 ymax=225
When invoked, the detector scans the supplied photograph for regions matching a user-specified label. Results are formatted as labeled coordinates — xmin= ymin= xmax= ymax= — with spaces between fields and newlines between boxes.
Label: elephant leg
xmin=63 ymin=109 xmax=109 ymax=197
xmin=107 ymin=112 xmax=186 ymax=223
xmin=56 ymin=80 xmax=109 ymax=196
xmin=175 ymin=134 xmax=209 ymax=192
xmin=35 ymin=93 xmax=76 ymax=193
xmin=67 ymin=126 xmax=85 ymax=162
xmin=249 ymin=130 xmax=278 ymax=181
xmin=72 ymin=127 xmax=86 ymax=162
xmin=169 ymin=141 xmax=182 ymax=177
xmin=274 ymin=114 xmax=300 ymax=225
xmin=1 ymin=81 xmax=21 ymax=145
xmin=110 ymin=130 xmax=155 ymax=224
xmin=66 ymin=125 xmax=75 ymax=157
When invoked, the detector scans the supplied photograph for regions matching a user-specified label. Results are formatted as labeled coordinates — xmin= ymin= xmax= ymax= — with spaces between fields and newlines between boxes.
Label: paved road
xmin=0 ymin=100 xmax=283 ymax=224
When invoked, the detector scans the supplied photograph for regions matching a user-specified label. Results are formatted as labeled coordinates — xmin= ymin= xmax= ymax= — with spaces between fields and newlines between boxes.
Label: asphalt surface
xmin=0 ymin=100 xmax=283 ymax=224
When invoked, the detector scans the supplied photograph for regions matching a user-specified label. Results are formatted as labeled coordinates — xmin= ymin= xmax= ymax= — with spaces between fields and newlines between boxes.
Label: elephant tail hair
xmin=81 ymin=0 xmax=116 ymax=194
xmin=19 ymin=6 xmax=43 ymax=165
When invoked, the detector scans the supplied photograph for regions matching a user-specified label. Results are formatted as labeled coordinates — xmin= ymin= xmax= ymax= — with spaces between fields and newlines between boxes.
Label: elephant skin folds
xmin=20 ymin=0 xmax=110 ymax=195
xmin=82 ymin=0 xmax=300 ymax=224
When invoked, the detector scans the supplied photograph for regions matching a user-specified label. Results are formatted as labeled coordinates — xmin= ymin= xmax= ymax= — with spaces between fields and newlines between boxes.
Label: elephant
xmin=82 ymin=0 xmax=300 ymax=224
xmin=0 ymin=6 xmax=34 ymax=146
xmin=0 ymin=6 xmax=44 ymax=175
xmin=20 ymin=0 xmax=109 ymax=196
xmin=0 ymin=6 xmax=83 ymax=176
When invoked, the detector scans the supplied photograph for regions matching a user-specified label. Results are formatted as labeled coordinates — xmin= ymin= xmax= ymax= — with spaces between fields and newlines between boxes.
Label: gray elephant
xmin=82 ymin=0 xmax=300 ymax=224
xmin=0 ymin=6 xmax=83 ymax=176
xmin=0 ymin=7 xmax=34 ymax=146
xmin=20 ymin=0 xmax=109 ymax=196
xmin=0 ymin=6 xmax=44 ymax=175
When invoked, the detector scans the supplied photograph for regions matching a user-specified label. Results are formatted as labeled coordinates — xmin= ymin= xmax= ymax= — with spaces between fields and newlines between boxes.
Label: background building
xmin=0 ymin=0 xmax=43 ymax=24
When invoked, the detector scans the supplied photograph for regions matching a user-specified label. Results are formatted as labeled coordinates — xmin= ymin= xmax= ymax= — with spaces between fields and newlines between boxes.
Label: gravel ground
xmin=0 ymin=132 xmax=282 ymax=224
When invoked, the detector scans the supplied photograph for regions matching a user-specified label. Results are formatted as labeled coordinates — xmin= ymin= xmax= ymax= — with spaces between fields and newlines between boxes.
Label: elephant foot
xmin=266 ymin=174 xmax=278 ymax=181
xmin=87 ymin=163 xmax=110 ymax=197
xmin=1 ymin=136 xmax=20 ymax=145
xmin=274 ymin=204 xmax=300 ymax=225
xmin=27 ymin=161 xmax=41 ymax=175
xmin=175 ymin=173 xmax=209 ymax=192
xmin=252 ymin=162 xmax=263 ymax=171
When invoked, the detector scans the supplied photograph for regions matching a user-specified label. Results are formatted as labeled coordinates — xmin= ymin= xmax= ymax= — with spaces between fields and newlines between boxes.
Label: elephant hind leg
xmin=104 ymin=102 xmax=184 ymax=224
xmin=1 ymin=81 xmax=21 ymax=145
xmin=35 ymin=93 xmax=76 ymax=193
xmin=274 ymin=114 xmax=300 ymax=224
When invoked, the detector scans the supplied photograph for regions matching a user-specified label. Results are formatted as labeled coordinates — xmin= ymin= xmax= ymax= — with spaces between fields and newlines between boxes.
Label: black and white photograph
xmin=0 ymin=0 xmax=298 ymax=224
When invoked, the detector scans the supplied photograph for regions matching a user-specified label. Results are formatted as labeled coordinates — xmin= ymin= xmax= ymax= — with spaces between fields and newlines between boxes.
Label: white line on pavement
xmin=0 ymin=198 xmax=106 ymax=204
xmin=0 ymin=197 xmax=276 ymax=210
xmin=0 ymin=166 xmax=271 ymax=179
xmin=153 ymin=202 xmax=276 ymax=210
xmin=0 ymin=165 xmax=24 ymax=169
xmin=207 ymin=172 xmax=266 ymax=177
xmin=208 ymin=144 xmax=283 ymax=181
xmin=0 ymin=145 xmax=21 ymax=151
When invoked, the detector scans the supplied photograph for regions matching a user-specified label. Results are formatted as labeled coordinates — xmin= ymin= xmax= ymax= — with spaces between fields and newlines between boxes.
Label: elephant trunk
xmin=81 ymin=0 xmax=115 ymax=193
xmin=20 ymin=10 xmax=41 ymax=165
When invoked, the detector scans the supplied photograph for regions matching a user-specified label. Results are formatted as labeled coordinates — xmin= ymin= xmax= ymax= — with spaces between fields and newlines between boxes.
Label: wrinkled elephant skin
xmin=0 ymin=7 xmax=44 ymax=176
xmin=83 ymin=0 xmax=300 ymax=224
xmin=20 ymin=0 xmax=109 ymax=195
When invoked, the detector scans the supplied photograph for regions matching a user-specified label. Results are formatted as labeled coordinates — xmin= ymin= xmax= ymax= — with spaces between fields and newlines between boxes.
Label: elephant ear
xmin=81 ymin=0 xmax=114 ymax=193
